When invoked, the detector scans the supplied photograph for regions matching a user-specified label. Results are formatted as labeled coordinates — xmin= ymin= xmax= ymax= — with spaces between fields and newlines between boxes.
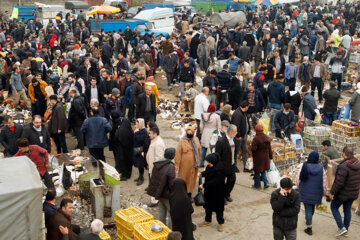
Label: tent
xmin=0 ymin=156 xmax=44 ymax=239
xmin=210 ymin=11 xmax=247 ymax=27
xmin=252 ymin=0 xmax=278 ymax=7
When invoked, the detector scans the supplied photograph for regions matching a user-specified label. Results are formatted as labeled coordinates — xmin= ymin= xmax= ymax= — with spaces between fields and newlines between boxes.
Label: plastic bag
xmin=59 ymin=163 xmax=73 ymax=190
xmin=245 ymin=158 xmax=253 ymax=170
xmin=259 ymin=115 xmax=270 ymax=134
xmin=267 ymin=161 xmax=281 ymax=185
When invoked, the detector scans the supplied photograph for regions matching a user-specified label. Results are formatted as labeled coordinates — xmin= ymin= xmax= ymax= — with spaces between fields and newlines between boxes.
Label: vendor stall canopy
xmin=252 ymin=0 xmax=279 ymax=6
xmin=0 ymin=156 xmax=43 ymax=240
xmin=88 ymin=5 xmax=121 ymax=15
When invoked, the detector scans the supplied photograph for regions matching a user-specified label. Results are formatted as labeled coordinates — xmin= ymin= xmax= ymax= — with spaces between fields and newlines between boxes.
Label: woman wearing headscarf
xmin=169 ymin=178 xmax=194 ymax=240
xmin=110 ymin=111 xmax=122 ymax=173
xmin=296 ymin=151 xmax=326 ymax=236
xmin=175 ymin=126 xmax=201 ymax=197
xmin=220 ymin=104 xmax=232 ymax=122
xmin=198 ymin=153 xmax=226 ymax=232
xmin=114 ymin=113 xmax=134 ymax=181
xmin=200 ymin=104 xmax=221 ymax=167
xmin=250 ymin=124 xmax=272 ymax=189
xmin=189 ymin=33 xmax=201 ymax=60
xmin=133 ymin=118 xmax=149 ymax=185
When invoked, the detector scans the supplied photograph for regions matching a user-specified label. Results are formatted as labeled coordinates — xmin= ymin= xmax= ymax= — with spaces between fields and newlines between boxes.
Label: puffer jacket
xmin=146 ymin=158 xmax=175 ymax=200
xmin=299 ymin=163 xmax=324 ymax=205
xmin=330 ymin=157 xmax=360 ymax=202
xmin=270 ymin=188 xmax=300 ymax=231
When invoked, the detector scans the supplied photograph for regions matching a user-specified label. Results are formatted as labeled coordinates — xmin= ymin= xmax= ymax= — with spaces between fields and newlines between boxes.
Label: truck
xmin=103 ymin=0 xmax=130 ymax=11
xmin=11 ymin=5 xmax=36 ymax=22
xmin=134 ymin=7 xmax=175 ymax=35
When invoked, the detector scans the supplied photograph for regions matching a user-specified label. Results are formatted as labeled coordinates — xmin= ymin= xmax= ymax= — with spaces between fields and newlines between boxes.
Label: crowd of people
xmin=1 ymin=1 xmax=360 ymax=239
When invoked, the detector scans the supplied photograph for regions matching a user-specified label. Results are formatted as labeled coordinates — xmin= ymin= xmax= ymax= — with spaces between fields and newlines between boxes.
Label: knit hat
xmin=112 ymin=88 xmax=120 ymax=96
xmin=164 ymin=148 xmax=176 ymax=160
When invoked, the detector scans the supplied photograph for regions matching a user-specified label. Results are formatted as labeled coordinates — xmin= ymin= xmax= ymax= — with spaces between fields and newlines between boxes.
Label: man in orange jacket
xmin=28 ymin=73 xmax=48 ymax=117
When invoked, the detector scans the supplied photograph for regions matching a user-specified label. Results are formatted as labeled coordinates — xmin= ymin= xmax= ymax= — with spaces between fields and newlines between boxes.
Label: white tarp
xmin=0 ymin=156 xmax=43 ymax=240
xmin=277 ymin=0 xmax=300 ymax=4
xmin=210 ymin=11 xmax=247 ymax=27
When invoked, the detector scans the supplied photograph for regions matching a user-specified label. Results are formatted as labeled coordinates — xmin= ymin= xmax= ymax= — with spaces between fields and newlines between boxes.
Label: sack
xmin=194 ymin=178 xmax=205 ymax=206
xmin=259 ymin=112 xmax=270 ymax=134
xmin=267 ymin=161 xmax=281 ymax=185
xmin=245 ymin=158 xmax=253 ymax=170
xmin=134 ymin=146 xmax=143 ymax=156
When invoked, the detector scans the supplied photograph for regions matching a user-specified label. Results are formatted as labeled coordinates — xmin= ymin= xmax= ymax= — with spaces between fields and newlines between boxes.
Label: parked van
xmin=134 ymin=7 xmax=174 ymax=34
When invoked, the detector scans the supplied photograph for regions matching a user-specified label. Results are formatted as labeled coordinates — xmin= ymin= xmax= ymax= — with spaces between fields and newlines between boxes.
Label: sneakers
xmin=344 ymin=231 xmax=349 ymax=237
xmin=173 ymin=83 xmax=179 ymax=87
xmin=336 ymin=227 xmax=347 ymax=237
xmin=264 ymin=184 xmax=270 ymax=189
xmin=251 ymin=185 xmax=261 ymax=189
xmin=217 ymin=224 xmax=224 ymax=232
xmin=225 ymin=196 xmax=233 ymax=202
xmin=355 ymin=207 xmax=360 ymax=216
xmin=304 ymin=227 xmax=312 ymax=236
xmin=199 ymin=221 xmax=211 ymax=227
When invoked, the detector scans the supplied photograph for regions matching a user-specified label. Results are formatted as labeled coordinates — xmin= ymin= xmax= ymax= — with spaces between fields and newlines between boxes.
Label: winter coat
xmin=201 ymin=163 xmax=226 ymax=212
xmin=136 ymin=93 xmax=156 ymax=119
xmin=270 ymin=188 xmax=300 ymax=231
xmin=162 ymin=55 xmax=178 ymax=73
xmin=197 ymin=44 xmax=210 ymax=58
xmin=85 ymin=85 xmax=105 ymax=105
xmin=47 ymin=210 xmax=77 ymax=240
xmin=202 ymin=76 xmax=219 ymax=92
xmin=14 ymin=145 xmax=49 ymax=176
xmin=237 ymin=46 xmax=251 ymax=62
xmin=146 ymin=136 xmax=166 ymax=173
xmin=133 ymin=128 xmax=148 ymax=168
xmin=274 ymin=110 xmax=296 ymax=131
xmin=0 ymin=123 xmax=23 ymax=155
xmin=124 ymin=85 xmax=133 ymax=106
xmin=200 ymin=113 xmax=221 ymax=148
xmin=81 ymin=115 xmax=112 ymax=148
xmin=179 ymin=66 xmax=194 ymax=83
xmin=330 ymin=157 xmax=360 ymax=202
xmin=269 ymin=56 xmax=286 ymax=75
xmin=147 ymin=158 xmax=175 ymax=200
xmin=231 ymin=107 xmax=250 ymax=138
xmin=215 ymin=135 xmax=233 ymax=175
xmin=241 ymin=90 xmax=266 ymax=114
xmin=132 ymin=81 xmax=145 ymax=105
xmin=99 ymin=79 xmax=118 ymax=96
xmin=28 ymin=80 xmax=47 ymax=103
xmin=285 ymin=91 xmax=301 ymax=115
xmin=309 ymin=63 xmax=326 ymax=82
xmin=322 ymin=146 xmax=341 ymax=160
xmin=49 ymin=102 xmax=67 ymax=134
xmin=175 ymin=137 xmax=201 ymax=193
xmin=302 ymin=93 xmax=317 ymax=120
xmin=297 ymin=163 xmax=325 ymax=205
xmin=323 ymin=88 xmax=340 ymax=113
xmin=299 ymin=37 xmax=309 ymax=55
xmin=251 ymin=132 xmax=272 ymax=173
xmin=22 ymin=123 xmax=51 ymax=153
xmin=268 ymin=81 xmax=285 ymax=105
xmin=104 ymin=97 xmax=122 ymax=117
xmin=216 ymin=70 xmax=232 ymax=90
xmin=349 ymin=91 xmax=360 ymax=122
xmin=160 ymin=40 xmax=173 ymax=55
xmin=298 ymin=63 xmax=312 ymax=82
xmin=252 ymin=44 xmax=263 ymax=62
xmin=68 ymin=96 xmax=87 ymax=128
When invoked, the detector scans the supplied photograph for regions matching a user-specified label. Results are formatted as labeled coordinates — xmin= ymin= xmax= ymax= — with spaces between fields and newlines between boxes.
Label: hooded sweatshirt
xmin=268 ymin=80 xmax=285 ymax=104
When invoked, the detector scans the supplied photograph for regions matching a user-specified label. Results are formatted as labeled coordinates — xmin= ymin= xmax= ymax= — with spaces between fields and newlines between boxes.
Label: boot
xmin=134 ymin=176 xmax=140 ymax=182
xmin=217 ymin=224 xmax=224 ymax=232
xmin=136 ymin=175 xmax=144 ymax=186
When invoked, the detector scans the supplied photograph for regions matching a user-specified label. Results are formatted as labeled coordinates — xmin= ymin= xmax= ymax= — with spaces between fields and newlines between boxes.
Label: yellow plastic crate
xmin=332 ymin=120 xmax=360 ymax=137
xmin=99 ymin=229 xmax=111 ymax=240
xmin=115 ymin=207 xmax=154 ymax=238
xmin=134 ymin=220 xmax=172 ymax=240
xmin=116 ymin=221 xmax=134 ymax=238
xmin=117 ymin=231 xmax=133 ymax=240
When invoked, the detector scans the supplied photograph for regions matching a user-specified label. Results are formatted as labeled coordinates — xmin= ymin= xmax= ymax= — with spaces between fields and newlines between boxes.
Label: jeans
xmin=52 ymin=132 xmax=68 ymax=154
xmin=89 ymin=148 xmax=105 ymax=167
xmin=234 ymin=135 xmax=248 ymax=168
xmin=286 ymin=78 xmax=296 ymax=88
xmin=304 ymin=203 xmax=315 ymax=227
xmin=331 ymin=73 xmax=343 ymax=91
xmin=142 ymin=112 xmax=155 ymax=125
xmin=273 ymin=227 xmax=297 ymax=240
xmin=201 ymin=147 xmax=207 ymax=166
xmin=253 ymin=171 xmax=268 ymax=188
xmin=269 ymin=103 xmax=282 ymax=110
xmin=205 ymin=208 xmax=224 ymax=224
xmin=311 ymin=77 xmax=323 ymax=102
xmin=323 ymin=112 xmax=338 ymax=125
xmin=159 ymin=198 xmax=172 ymax=228
xmin=166 ymin=72 xmax=175 ymax=86
xmin=331 ymin=198 xmax=354 ymax=230
xmin=179 ymin=81 xmax=186 ymax=98
xmin=73 ymin=126 xmax=84 ymax=150
xmin=291 ymin=30 xmax=297 ymax=38
xmin=199 ymin=56 xmax=209 ymax=72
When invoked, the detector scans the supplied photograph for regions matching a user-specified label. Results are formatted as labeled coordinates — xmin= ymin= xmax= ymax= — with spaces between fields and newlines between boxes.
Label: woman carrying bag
xmin=296 ymin=151 xmax=327 ymax=236
xmin=198 ymin=153 xmax=226 ymax=232
xmin=133 ymin=118 xmax=148 ymax=186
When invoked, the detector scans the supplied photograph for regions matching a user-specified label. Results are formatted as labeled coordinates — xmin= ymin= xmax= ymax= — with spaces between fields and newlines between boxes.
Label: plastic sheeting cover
xmin=0 ymin=156 xmax=43 ymax=240
xmin=209 ymin=11 xmax=247 ymax=27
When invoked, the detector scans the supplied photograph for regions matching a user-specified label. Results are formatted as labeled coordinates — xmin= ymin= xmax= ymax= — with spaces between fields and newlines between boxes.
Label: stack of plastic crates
xmin=303 ymin=126 xmax=332 ymax=152
xmin=133 ymin=220 xmax=172 ymax=240
xmin=272 ymin=141 xmax=297 ymax=171
xmin=331 ymin=120 xmax=360 ymax=153
xmin=115 ymin=207 xmax=154 ymax=240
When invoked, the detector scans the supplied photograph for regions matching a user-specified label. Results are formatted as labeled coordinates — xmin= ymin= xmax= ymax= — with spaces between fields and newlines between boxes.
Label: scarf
xmin=182 ymin=136 xmax=200 ymax=168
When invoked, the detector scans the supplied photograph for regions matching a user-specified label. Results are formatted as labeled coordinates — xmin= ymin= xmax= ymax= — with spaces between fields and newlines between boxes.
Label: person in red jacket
xmin=14 ymin=138 xmax=54 ymax=189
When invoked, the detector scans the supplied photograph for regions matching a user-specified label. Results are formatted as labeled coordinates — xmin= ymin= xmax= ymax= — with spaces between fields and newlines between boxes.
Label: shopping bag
xmin=194 ymin=177 xmax=205 ymax=206
xmin=267 ymin=161 xmax=281 ymax=185
xmin=59 ymin=163 xmax=73 ymax=190
xmin=259 ymin=112 xmax=270 ymax=134
xmin=245 ymin=158 xmax=253 ymax=171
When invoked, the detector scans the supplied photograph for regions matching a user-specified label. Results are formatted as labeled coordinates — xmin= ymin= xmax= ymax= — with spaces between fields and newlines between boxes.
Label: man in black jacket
xmin=330 ymin=146 xmax=360 ymax=237
xmin=215 ymin=124 xmax=237 ymax=203
xmin=68 ymin=89 xmax=87 ymax=150
xmin=0 ymin=115 xmax=23 ymax=157
xmin=179 ymin=60 xmax=194 ymax=98
xmin=137 ymin=86 xmax=156 ymax=125
xmin=231 ymin=100 xmax=250 ymax=172
xmin=22 ymin=115 xmax=51 ymax=153
xmin=270 ymin=178 xmax=300 ymax=240
xmin=202 ymin=70 xmax=218 ymax=105
xmin=147 ymin=148 xmax=176 ymax=228
xmin=100 ymin=70 xmax=118 ymax=100
xmin=85 ymin=77 xmax=104 ymax=106
xmin=216 ymin=64 xmax=232 ymax=110
xmin=323 ymin=81 xmax=340 ymax=125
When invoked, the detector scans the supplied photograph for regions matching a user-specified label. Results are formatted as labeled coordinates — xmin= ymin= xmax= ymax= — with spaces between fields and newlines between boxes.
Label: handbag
xmin=133 ymin=146 xmax=143 ymax=156
xmin=194 ymin=177 xmax=205 ymax=206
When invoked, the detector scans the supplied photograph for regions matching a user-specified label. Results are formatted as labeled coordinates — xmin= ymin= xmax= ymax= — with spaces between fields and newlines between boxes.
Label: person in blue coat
xmin=284 ymin=59 xmax=298 ymax=88
xmin=81 ymin=107 xmax=112 ymax=167
xmin=301 ymin=86 xmax=317 ymax=121
xmin=296 ymin=151 xmax=326 ymax=236
xmin=268 ymin=75 xmax=285 ymax=110
xmin=123 ymin=84 xmax=134 ymax=122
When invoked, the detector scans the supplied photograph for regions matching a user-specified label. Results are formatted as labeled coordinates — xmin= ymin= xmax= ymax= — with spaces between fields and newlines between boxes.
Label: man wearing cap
xmin=329 ymin=51 xmax=346 ymax=91
xmin=104 ymin=88 xmax=122 ymax=118
xmin=309 ymin=56 xmax=326 ymax=103
xmin=162 ymin=49 xmax=178 ymax=89
xmin=197 ymin=39 xmax=210 ymax=72
xmin=268 ymin=75 xmax=285 ymax=110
